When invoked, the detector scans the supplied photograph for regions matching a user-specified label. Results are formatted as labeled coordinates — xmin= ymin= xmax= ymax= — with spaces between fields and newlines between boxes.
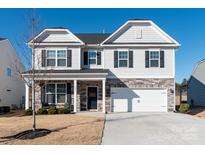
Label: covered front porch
xmin=23 ymin=69 xmax=108 ymax=113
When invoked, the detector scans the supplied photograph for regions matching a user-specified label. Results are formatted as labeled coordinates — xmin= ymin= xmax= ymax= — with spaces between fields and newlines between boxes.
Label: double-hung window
xmin=57 ymin=50 xmax=67 ymax=66
xmin=45 ymin=84 xmax=66 ymax=104
xmin=149 ymin=51 xmax=160 ymax=67
xmin=46 ymin=50 xmax=67 ymax=67
xmin=47 ymin=50 xmax=56 ymax=66
xmin=118 ymin=51 xmax=128 ymax=67
xmin=88 ymin=50 xmax=97 ymax=65
xmin=46 ymin=84 xmax=56 ymax=104
xmin=57 ymin=84 xmax=66 ymax=103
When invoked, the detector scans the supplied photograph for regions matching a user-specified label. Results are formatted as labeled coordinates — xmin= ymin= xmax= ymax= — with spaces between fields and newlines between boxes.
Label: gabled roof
xmin=101 ymin=19 xmax=180 ymax=47
xmin=27 ymin=27 xmax=84 ymax=46
xmin=75 ymin=33 xmax=111 ymax=44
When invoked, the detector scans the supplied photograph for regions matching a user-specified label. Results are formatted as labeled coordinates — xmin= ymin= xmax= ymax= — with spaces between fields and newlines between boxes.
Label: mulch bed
xmin=0 ymin=129 xmax=51 ymax=140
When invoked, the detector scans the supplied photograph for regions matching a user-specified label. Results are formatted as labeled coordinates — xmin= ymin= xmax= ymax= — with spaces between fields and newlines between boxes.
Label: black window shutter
xmin=160 ymin=50 xmax=165 ymax=68
xmin=67 ymin=83 xmax=71 ymax=94
xmin=67 ymin=50 xmax=72 ymax=67
xmin=41 ymin=84 xmax=45 ymax=105
xmin=114 ymin=51 xmax=118 ymax=68
xmin=42 ymin=50 xmax=46 ymax=67
xmin=129 ymin=51 xmax=133 ymax=68
xmin=97 ymin=51 xmax=101 ymax=65
xmin=84 ymin=51 xmax=88 ymax=65
xmin=145 ymin=51 xmax=149 ymax=68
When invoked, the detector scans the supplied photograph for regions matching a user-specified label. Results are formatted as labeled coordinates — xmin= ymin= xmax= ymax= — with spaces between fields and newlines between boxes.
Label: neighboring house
xmin=22 ymin=19 xmax=180 ymax=113
xmin=0 ymin=38 xmax=25 ymax=109
xmin=175 ymin=83 xmax=187 ymax=107
xmin=188 ymin=59 xmax=205 ymax=106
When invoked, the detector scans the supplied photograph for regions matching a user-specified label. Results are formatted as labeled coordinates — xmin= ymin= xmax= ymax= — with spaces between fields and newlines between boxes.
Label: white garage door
xmin=111 ymin=88 xmax=167 ymax=112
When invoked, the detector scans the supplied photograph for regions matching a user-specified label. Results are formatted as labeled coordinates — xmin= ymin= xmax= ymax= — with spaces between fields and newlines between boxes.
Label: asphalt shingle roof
xmin=75 ymin=33 xmax=111 ymax=44
xmin=22 ymin=69 xmax=109 ymax=74
xmin=0 ymin=38 xmax=7 ymax=41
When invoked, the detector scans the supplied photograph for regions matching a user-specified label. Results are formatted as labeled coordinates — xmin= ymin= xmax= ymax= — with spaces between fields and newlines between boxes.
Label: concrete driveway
xmin=101 ymin=112 xmax=205 ymax=145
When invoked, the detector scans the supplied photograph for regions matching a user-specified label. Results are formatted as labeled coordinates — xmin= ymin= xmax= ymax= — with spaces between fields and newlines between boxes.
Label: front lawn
xmin=0 ymin=111 xmax=104 ymax=145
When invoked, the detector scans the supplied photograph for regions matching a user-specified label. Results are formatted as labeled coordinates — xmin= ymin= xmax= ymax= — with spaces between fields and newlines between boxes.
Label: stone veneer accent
xmin=30 ymin=78 xmax=175 ymax=112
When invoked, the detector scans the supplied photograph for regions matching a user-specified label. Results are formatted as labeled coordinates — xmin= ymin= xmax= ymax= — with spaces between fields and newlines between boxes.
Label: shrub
xmin=48 ymin=106 xmax=58 ymax=114
xmin=24 ymin=108 xmax=33 ymax=116
xmin=179 ymin=103 xmax=190 ymax=113
xmin=58 ymin=108 xmax=70 ymax=114
xmin=37 ymin=108 xmax=48 ymax=115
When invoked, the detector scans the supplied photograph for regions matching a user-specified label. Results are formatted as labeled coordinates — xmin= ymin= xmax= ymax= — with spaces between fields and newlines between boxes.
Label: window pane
xmin=57 ymin=50 xmax=66 ymax=58
xmin=47 ymin=94 xmax=55 ymax=104
xmin=150 ymin=60 xmax=159 ymax=67
xmin=6 ymin=68 xmax=12 ymax=77
xmin=88 ymin=51 xmax=96 ymax=59
xmin=150 ymin=51 xmax=159 ymax=59
xmin=57 ymin=59 xmax=66 ymax=66
xmin=46 ymin=84 xmax=55 ymax=93
xmin=57 ymin=94 xmax=65 ymax=103
xmin=47 ymin=50 xmax=56 ymax=58
xmin=57 ymin=84 xmax=66 ymax=93
xmin=89 ymin=59 xmax=96 ymax=64
xmin=47 ymin=59 xmax=56 ymax=66
xmin=119 ymin=51 xmax=128 ymax=59
xmin=119 ymin=60 xmax=128 ymax=67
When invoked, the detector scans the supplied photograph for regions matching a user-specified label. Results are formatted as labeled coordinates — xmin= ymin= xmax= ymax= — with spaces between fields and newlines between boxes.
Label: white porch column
xmin=102 ymin=79 xmax=106 ymax=113
xmin=74 ymin=80 xmax=77 ymax=113
xmin=25 ymin=83 xmax=30 ymax=110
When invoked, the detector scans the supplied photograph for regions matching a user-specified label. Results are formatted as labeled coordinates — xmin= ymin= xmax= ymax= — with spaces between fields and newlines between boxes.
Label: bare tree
xmin=14 ymin=9 xmax=43 ymax=131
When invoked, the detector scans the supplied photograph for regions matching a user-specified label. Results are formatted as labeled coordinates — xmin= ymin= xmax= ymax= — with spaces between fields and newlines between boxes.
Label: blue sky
xmin=0 ymin=8 xmax=204 ymax=83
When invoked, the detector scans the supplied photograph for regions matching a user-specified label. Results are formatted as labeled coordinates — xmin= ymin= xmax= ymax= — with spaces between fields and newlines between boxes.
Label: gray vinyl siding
xmin=188 ymin=61 xmax=205 ymax=106
xmin=104 ymin=48 xmax=174 ymax=78
xmin=34 ymin=47 xmax=81 ymax=70
xmin=108 ymin=23 xmax=172 ymax=44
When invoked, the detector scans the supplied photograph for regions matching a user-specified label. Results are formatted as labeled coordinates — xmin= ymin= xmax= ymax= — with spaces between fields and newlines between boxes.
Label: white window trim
xmin=46 ymin=49 xmax=67 ymax=67
xmin=118 ymin=50 xmax=129 ymax=68
xmin=149 ymin=50 xmax=160 ymax=68
xmin=88 ymin=50 xmax=97 ymax=65
xmin=45 ymin=83 xmax=67 ymax=105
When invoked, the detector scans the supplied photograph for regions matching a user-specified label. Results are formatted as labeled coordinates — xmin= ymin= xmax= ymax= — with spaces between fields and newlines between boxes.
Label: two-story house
xmin=0 ymin=38 xmax=25 ymax=110
xmin=22 ymin=19 xmax=180 ymax=113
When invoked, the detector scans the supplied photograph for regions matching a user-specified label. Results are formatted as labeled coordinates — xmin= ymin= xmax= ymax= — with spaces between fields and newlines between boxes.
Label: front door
xmin=87 ymin=87 xmax=97 ymax=110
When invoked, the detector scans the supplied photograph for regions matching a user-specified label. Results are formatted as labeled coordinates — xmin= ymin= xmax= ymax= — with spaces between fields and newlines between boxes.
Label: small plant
xmin=48 ymin=106 xmax=58 ymax=114
xmin=37 ymin=108 xmax=48 ymax=115
xmin=179 ymin=103 xmax=190 ymax=113
xmin=58 ymin=108 xmax=70 ymax=114
xmin=24 ymin=108 xmax=33 ymax=116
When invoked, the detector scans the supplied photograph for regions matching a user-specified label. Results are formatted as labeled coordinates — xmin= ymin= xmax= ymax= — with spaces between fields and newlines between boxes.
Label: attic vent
xmin=136 ymin=28 xmax=142 ymax=39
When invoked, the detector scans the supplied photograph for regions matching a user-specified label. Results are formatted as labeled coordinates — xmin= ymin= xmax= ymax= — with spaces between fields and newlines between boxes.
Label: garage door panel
xmin=111 ymin=88 xmax=167 ymax=112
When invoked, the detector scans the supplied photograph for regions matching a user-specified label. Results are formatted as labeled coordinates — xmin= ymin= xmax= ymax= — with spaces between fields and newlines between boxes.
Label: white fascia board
xmin=101 ymin=20 xmax=180 ymax=48
xmin=28 ymin=28 xmax=84 ymax=46
xmin=28 ymin=42 xmax=83 ymax=46
xmin=22 ymin=73 xmax=108 ymax=76
xmin=25 ymin=78 xmax=106 ymax=81
xmin=107 ymin=76 xmax=174 ymax=79
xmin=150 ymin=21 xmax=180 ymax=47
xmin=101 ymin=44 xmax=179 ymax=48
